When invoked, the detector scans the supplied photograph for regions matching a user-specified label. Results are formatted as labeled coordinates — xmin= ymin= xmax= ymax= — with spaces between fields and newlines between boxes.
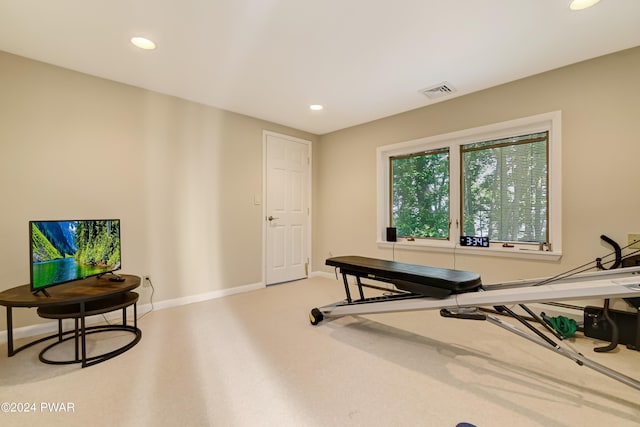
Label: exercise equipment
xmin=310 ymin=255 xmax=640 ymax=390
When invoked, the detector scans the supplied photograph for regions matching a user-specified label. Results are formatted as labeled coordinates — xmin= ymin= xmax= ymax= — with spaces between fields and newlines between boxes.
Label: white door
xmin=264 ymin=132 xmax=311 ymax=285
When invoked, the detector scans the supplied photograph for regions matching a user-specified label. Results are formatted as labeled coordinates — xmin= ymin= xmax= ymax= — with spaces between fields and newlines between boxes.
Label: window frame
xmin=376 ymin=111 xmax=562 ymax=260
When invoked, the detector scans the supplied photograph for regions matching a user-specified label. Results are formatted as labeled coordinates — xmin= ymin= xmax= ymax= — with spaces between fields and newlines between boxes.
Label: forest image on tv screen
xmin=31 ymin=220 xmax=121 ymax=290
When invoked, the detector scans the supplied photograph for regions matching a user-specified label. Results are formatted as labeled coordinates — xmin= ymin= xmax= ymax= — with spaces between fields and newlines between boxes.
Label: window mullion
xmin=449 ymin=142 xmax=461 ymax=244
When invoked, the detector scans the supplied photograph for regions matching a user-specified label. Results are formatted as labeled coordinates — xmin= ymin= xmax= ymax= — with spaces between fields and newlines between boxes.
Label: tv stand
xmin=0 ymin=275 xmax=141 ymax=367
xmin=97 ymin=270 xmax=121 ymax=279
xmin=37 ymin=292 xmax=140 ymax=366
xmin=32 ymin=288 xmax=51 ymax=297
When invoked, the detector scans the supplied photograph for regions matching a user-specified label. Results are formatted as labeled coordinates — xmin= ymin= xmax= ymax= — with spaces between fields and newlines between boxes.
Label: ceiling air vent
xmin=420 ymin=82 xmax=456 ymax=99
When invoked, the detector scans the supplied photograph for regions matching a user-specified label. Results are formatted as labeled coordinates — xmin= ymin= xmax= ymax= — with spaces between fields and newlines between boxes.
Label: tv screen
xmin=30 ymin=219 xmax=121 ymax=293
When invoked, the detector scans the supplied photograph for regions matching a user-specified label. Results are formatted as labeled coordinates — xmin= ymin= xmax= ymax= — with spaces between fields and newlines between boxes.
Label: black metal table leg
xmin=6 ymin=306 xmax=13 ymax=356
xmin=74 ymin=318 xmax=79 ymax=362
xmin=80 ymin=301 xmax=87 ymax=368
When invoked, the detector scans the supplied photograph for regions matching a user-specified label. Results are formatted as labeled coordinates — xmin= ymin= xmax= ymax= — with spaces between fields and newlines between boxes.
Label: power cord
xmin=137 ymin=276 xmax=155 ymax=321
xmin=100 ymin=275 xmax=155 ymax=325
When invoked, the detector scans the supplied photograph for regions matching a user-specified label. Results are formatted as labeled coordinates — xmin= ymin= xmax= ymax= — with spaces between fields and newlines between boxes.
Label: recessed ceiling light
xmin=130 ymin=36 xmax=156 ymax=50
xmin=569 ymin=0 xmax=601 ymax=10
xmin=309 ymin=104 xmax=323 ymax=111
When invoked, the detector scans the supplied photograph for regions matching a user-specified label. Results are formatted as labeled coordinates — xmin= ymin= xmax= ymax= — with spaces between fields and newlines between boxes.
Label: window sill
xmin=377 ymin=240 xmax=562 ymax=261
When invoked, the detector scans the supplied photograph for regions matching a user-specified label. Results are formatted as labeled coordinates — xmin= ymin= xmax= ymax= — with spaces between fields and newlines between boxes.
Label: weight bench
xmin=310 ymin=255 xmax=640 ymax=391
xmin=325 ymin=255 xmax=482 ymax=301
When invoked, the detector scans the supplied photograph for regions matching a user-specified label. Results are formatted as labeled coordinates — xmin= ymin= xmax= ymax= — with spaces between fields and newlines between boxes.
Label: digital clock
xmin=460 ymin=236 xmax=490 ymax=247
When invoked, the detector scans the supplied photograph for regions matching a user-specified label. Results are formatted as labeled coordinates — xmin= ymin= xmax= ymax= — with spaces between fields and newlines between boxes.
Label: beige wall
xmin=314 ymin=46 xmax=640 ymax=284
xmin=2 ymin=46 xmax=639 ymax=331
xmin=0 ymin=51 xmax=317 ymax=330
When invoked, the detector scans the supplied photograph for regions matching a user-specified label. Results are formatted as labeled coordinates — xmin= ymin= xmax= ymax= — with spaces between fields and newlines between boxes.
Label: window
xmin=377 ymin=112 xmax=561 ymax=259
xmin=391 ymin=147 xmax=450 ymax=239
xmin=461 ymin=132 xmax=548 ymax=243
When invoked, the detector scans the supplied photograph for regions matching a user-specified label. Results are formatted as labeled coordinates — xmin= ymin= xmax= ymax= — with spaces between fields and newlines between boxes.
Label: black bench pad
xmin=326 ymin=256 xmax=482 ymax=296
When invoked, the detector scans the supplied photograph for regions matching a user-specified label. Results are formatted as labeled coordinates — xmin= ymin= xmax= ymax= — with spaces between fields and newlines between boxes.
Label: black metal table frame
xmin=6 ymin=298 xmax=142 ymax=368
xmin=1 ymin=276 xmax=142 ymax=368
xmin=37 ymin=299 xmax=142 ymax=367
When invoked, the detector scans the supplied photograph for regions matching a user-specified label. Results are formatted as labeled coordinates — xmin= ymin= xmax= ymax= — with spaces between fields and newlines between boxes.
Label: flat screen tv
xmin=30 ymin=219 xmax=121 ymax=294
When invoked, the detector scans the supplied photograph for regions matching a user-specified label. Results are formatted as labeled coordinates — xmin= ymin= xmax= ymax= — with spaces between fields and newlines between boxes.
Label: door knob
xmin=268 ymin=215 xmax=279 ymax=221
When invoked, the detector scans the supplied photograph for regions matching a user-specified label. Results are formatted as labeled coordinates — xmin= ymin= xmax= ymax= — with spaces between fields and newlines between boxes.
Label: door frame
xmin=262 ymin=130 xmax=312 ymax=285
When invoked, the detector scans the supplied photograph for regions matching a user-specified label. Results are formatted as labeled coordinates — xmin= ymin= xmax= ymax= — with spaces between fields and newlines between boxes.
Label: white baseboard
xmin=148 ymin=281 xmax=265 ymax=311
xmin=0 ymin=281 xmax=266 ymax=344
xmin=310 ymin=270 xmax=335 ymax=280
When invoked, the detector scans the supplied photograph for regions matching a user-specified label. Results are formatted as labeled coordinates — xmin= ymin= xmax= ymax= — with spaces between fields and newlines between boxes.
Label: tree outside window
xmin=390 ymin=132 xmax=549 ymax=244
xmin=461 ymin=132 xmax=548 ymax=243
xmin=391 ymin=148 xmax=449 ymax=239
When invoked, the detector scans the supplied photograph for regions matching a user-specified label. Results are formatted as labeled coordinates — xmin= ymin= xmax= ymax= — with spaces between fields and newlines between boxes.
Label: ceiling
xmin=0 ymin=1 xmax=639 ymax=135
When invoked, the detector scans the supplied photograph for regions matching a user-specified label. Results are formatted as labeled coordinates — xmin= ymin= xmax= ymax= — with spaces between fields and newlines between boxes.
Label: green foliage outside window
xmin=390 ymin=132 xmax=548 ymax=243
xmin=462 ymin=132 xmax=548 ymax=243
xmin=391 ymin=148 xmax=449 ymax=238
